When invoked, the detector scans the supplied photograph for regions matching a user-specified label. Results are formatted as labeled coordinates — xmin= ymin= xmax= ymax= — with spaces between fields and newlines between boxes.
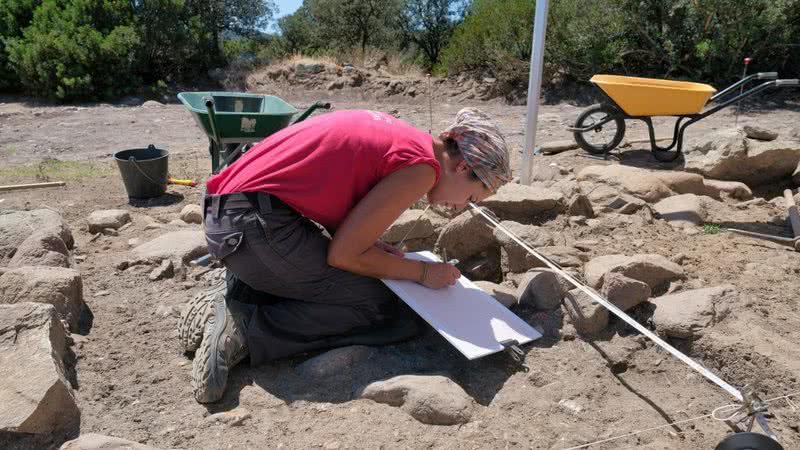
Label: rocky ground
xmin=1 ymin=73 xmax=800 ymax=450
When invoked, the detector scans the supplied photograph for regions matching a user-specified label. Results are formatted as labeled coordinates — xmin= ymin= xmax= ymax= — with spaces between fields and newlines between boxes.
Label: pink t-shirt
xmin=206 ymin=110 xmax=440 ymax=230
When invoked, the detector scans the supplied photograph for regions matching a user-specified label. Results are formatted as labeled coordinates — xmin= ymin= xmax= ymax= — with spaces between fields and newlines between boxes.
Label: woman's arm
xmin=327 ymin=164 xmax=459 ymax=288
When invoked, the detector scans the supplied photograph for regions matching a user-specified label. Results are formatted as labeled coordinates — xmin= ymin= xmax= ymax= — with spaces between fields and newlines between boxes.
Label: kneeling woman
xmin=192 ymin=108 xmax=511 ymax=403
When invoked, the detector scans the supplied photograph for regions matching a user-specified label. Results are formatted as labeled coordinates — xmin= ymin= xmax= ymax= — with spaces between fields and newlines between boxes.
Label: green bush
xmin=441 ymin=0 xmax=799 ymax=89
xmin=0 ymin=0 xmax=41 ymax=90
xmin=6 ymin=0 xmax=139 ymax=100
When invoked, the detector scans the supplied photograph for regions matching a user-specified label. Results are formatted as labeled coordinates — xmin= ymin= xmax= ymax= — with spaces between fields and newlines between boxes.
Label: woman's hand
xmin=420 ymin=262 xmax=461 ymax=289
xmin=374 ymin=240 xmax=404 ymax=257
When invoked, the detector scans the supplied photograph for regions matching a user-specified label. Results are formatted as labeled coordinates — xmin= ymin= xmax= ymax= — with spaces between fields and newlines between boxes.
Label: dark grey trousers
xmin=204 ymin=192 xmax=420 ymax=365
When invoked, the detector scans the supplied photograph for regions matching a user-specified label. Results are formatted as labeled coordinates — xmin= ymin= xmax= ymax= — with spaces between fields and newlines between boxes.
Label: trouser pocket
xmin=206 ymin=231 xmax=244 ymax=261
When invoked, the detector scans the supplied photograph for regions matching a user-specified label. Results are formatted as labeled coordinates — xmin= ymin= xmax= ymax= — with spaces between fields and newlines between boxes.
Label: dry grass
xmin=0 ymin=159 xmax=115 ymax=184
xmin=276 ymin=48 xmax=425 ymax=77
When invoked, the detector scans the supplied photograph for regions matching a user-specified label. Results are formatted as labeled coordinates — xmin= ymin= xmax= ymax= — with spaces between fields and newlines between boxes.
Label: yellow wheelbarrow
xmin=570 ymin=73 xmax=799 ymax=162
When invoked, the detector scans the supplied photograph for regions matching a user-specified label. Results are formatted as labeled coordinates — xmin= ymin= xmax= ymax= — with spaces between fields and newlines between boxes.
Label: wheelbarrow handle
xmin=291 ymin=101 xmax=332 ymax=125
xmin=711 ymin=72 xmax=779 ymax=102
xmin=776 ymin=79 xmax=799 ymax=87
xmin=202 ymin=96 xmax=223 ymax=148
xmin=756 ymin=72 xmax=778 ymax=80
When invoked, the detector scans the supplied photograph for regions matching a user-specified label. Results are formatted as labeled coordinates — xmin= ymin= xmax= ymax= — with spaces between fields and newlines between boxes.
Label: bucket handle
xmin=127 ymin=145 xmax=167 ymax=187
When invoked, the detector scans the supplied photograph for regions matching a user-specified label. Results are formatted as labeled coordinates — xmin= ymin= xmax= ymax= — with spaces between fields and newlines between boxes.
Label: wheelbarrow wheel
xmin=573 ymin=104 xmax=626 ymax=155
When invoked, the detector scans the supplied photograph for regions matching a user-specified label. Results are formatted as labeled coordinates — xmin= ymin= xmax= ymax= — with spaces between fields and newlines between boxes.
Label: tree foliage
xmin=400 ymin=0 xmax=465 ymax=68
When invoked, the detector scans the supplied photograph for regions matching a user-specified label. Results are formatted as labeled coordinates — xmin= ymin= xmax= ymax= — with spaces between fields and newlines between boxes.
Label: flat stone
xmin=480 ymin=183 xmax=564 ymax=222
xmin=584 ymin=254 xmax=684 ymax=290
xmin=296 ymin=346 xmax=377 ymax=378
xmin=516 ymin=270 xmax=563 ymax=310
xmin=530 ymin=163 xmax=567 ymax=182
xmin=205 ymin=408 xmax=251 ymax=426
xmin=653 ymin=194 xmax=707 ymax=228
xmin=0 ymin=209 xmax=74 ymax=265
xmin=60 ymin=433 xmax=163 ymax=449
xmin=537 ymin=246 xmax=587 ymax=268
xmin=473 ymin=281 xmax=518 ymax=308
xmin=148 ymin=259 xmax=174 ymax=281
xmin=605 ymin=194 xmax=646 ymax=214
xmin=360 ymin=375 xmax=474 ymax=425
xmin=600 ymin=273 xmax=651 ymax=311
xmin=132 ymin=230 xmax=207 ymax=264
xmin=0 ymin=266 xmax=84 ymax=331
xmin=564 ymin=288 xmax=608 ymax=334
xmin=702 ymin=179 xmax=753 ymax=200
xmin=435 ymin=208 xmax=496 ymax=262
xmin=652 ymin=286 xmax=735 ymax=338
xmin=180 ymin=204 xmax=203 ymax=224
xmin=540 ymin=140 xmax=578 ymax=154
xmin=8 ymin=230 xmax=70 ymax=268
xmin=382 ymin=209 xmax=435 ymax=243
xmin=493 ymin=221 xmax=553 ymax=273
xmin=743 ymin=124 xmax=778 ymax=141
xmin=0 ymin=303 xmax=79 ymax=434
xmin=88 ymin=209 xmax=131 ymax=233
xmin=142 ymin=100 xmax=164 ymax=108
xmin=567 ymin=194 xmax=594 ymax=218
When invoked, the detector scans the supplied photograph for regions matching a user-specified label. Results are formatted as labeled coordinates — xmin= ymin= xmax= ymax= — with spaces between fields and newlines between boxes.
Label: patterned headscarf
xmin=439 ymin=108 xmax=512 ymax=193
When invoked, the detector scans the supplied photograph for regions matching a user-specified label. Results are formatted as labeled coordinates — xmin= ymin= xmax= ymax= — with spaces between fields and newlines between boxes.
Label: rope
xmin=469 ymin=202 xmax=744 ymax=402
xmin=562 ymin=390 xmax=800 ymax=450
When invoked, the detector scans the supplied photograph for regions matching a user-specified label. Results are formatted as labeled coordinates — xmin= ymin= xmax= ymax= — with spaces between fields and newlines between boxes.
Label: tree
xmin=185 ymin=0 xmax=277 ymax=61
xmin=277 ymin=5 xmax=317 ymax=54
xmin=400 ymin=0 xmax=464 ymax=68
xmin=307 ymin=0 xmax=402 ymax=53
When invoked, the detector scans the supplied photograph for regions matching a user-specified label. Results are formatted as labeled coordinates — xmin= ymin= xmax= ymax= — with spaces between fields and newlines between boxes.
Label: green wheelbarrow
xmin=178 ymin=91 xmax=331 ymax=173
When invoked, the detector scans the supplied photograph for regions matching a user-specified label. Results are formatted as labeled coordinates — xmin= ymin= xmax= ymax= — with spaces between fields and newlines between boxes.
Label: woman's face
xmin=427 ymin=158 xmax=493 ymax=212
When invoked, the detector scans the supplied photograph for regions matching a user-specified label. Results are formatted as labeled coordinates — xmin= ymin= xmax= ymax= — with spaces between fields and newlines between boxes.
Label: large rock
xmin=132 ymin=230 xmax=208 ymax=264
xmin=480 ymin=183 xmax=564 ymax=222
xmin=493 ymin=221 xmax=553 ymax=273
xmin=382 ymin=209 xmax=435 ymax=243
xmin=537 ymin=246 xmax=588 ymax=269
xmin=0 ymin=303 xmax=79 ymax=434
xmin=296 ymin=346 xmax=377 ymax=378
xmin=435 ymin=209 xmax=496 ymax=262
xmin=564 ymin=288 xmax=608 ymax=334
xmin=180 ymin=205 xmax=203 ymax=224
xmin=743 ymin=124 xmax=778 ymax=141
xmin=0 ymin=209 xmax=74 ymax=265
xmin=473 ymin=281 xmax=518 ymax=308
xmin=652 ymin=286 xmax=735 ymax=338
xmin=584 ymin=254 xmax=684 ymax=290
xmin=683 ymin=128 xmax=800 ymax=184
xmin=8 ymin=231 xmax=71 ymax=268
xmin=360 ymin=375 xmax=474 ymax=425
xmin=60 ymin=434 xmax=164 ymax=450
xmin=0 ymin=266 xmax=84 ymax=331
xmin=88 ymin=209 xmax=131 ymax=233
xmin=653 ymin=194 xmax=707 ymax=228
xmin=702 ymin=179 xmax=753 ymax=200
xmin=577 ymin=165 xmax=710 ymax=203
xmin=600 ymin=273 xmax=651 ymax=311
xmin=516 ymin=270 xmax=563 ymax=310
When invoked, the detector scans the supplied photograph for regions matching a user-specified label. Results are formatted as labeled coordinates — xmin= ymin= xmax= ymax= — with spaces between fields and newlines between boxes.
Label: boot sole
xmin=191 ymin=294 xmax=229 ymax=403
xmin=177 ymin=277 xmax=224 ymax=353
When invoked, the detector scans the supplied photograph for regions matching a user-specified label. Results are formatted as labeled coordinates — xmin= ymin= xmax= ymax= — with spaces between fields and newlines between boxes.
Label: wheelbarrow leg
xmin=209 ymin=141 xmax=220 ymax=174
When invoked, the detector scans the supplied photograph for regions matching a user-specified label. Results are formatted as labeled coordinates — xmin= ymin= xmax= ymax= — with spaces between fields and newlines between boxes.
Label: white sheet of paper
xmin=382 ymin=251 xmax=542 ymax=360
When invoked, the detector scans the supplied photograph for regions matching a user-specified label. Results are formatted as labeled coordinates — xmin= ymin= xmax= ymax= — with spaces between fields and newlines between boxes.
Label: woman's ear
xmin=456 ymin=159 xmax=470 ymax=173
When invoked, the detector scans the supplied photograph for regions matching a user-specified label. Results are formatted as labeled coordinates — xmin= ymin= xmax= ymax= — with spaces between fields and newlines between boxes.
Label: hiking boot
xmin=177 ymin=275 xmax=225 ymax=353
xmin=191 ymin=292 xmax=251 ymax=403
xmin=177 ymin=270 xmax=257 ymax=353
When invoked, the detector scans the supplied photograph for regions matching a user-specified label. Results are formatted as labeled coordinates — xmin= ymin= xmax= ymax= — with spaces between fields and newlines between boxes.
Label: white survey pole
xmin=520 ymin=0 xmax=550 ymax=185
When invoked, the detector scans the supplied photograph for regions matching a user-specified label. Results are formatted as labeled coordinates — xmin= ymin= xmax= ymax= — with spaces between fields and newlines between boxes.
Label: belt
xmin=204 ymin=192 xmax=289 ymax=219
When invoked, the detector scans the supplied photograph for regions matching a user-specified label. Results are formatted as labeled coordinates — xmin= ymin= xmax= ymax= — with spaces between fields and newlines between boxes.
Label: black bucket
xmin=114 ymin=145 xmax=169 ymax=199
